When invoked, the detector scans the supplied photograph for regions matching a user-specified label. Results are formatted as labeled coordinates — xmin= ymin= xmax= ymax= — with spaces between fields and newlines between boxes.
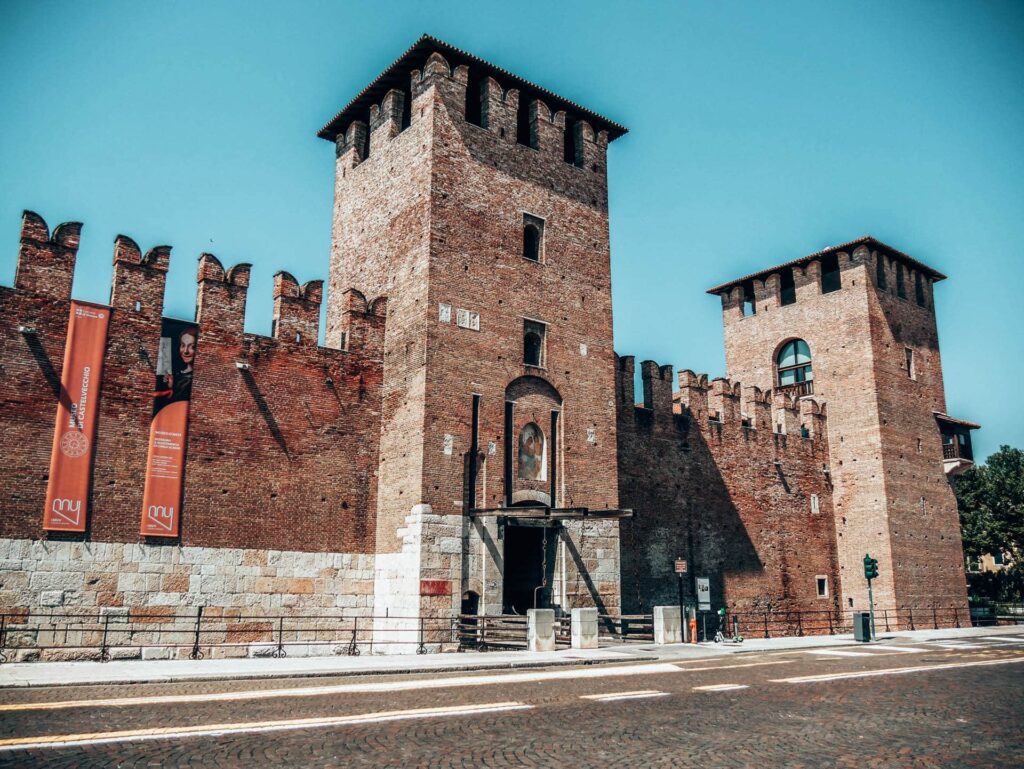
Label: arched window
xmin=776 ymin=339 xmax=813 ymax=387
xmin=522 ymin=213 xmax=544 ymax=262
xmin=518 ymin=422 xmax=546 ymax=481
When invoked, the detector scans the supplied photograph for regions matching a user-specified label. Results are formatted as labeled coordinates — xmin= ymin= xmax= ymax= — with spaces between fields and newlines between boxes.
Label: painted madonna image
xmin=518 ymin=422 xmax=546 ymax=481
xmin=153 ymin=319 xmax=198 ymax=415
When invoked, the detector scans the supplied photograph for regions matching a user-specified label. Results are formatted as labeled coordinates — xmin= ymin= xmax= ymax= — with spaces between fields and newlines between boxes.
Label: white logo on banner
xmin=147 ymin=506 xmax=175 ymax=531
xmin=59 ymin=431 xmax=89 ymax=458
xmin=50 ymin=498 xmax=82 ymax=526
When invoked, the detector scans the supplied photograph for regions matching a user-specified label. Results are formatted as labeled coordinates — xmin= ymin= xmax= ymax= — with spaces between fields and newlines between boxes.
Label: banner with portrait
xmin=139 ymin=318 xmax=198 ymax=537
xmin=43 ymin=301 xmax=111 ymax=531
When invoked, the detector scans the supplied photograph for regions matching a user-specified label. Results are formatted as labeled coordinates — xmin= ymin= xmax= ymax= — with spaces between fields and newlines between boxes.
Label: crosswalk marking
xmin=865 ymin=645 xmax=926 ymax=653
xmin=581 ymin=690 xmax=669 ymax=702
xmin=773 ymin=655 xmax=1024 ymax=684
xmin=806 ymin=649 xmax=875 ymax=657
xmin=692 ymin=684 xmax=749 ymax=692
xmin=0 ymin=701 xmax=533 ymax=752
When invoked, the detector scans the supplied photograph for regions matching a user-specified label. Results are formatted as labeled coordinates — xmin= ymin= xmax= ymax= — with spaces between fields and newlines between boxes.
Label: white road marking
xmin=692 ymin=684 xmax=749 ymax=692
xmin=0 ymin=662 xmax=683 ymax=713
xmin=978 ymin=636 xmax=1024 ymax=644
xmin=928 ymin=642 xmax=984 ymax=650
xmin=806 ymin=649 xmax=875 ymax=657
xmin=0 ymin=701 xmax=533 ymax=752
xmin=773 ymin=655 xmax=1024 ymax=684
xmin=865 ymin=645 xmax=927 ymax=653
xmin=581 ymin=689 xmax=669 ymax=702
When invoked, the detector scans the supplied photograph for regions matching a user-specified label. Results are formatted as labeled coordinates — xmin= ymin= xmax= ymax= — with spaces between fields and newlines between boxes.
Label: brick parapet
xmin=0 ymin=211 xmax=385 ymax=557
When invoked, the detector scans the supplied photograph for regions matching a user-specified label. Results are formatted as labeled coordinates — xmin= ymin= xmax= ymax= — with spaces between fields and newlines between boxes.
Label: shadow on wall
xmin=617 ymin=408 xmax=764 ymax=614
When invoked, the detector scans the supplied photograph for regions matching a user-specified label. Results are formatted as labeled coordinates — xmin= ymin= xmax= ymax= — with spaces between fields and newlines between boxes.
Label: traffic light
xmin=863 ymin=554 xmax=879 ymax=580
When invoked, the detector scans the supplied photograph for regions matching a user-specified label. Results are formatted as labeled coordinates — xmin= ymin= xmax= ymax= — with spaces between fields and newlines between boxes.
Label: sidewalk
xmin=0 ymin=624 xmax=1018 ymax=689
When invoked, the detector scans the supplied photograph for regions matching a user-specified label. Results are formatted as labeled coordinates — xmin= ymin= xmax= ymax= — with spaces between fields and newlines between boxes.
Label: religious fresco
xmin=518 ymin=422 xmax=546 ymax=481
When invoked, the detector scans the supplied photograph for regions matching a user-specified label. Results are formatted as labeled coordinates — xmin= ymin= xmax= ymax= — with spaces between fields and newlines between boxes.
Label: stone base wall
xmin=0 ymin=537 xmax=375 ymax=614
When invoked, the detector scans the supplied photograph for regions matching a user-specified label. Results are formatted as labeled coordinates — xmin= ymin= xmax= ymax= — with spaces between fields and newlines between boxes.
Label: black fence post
xmin=99 ymin=613 xmax=111 ymax=662
xmin=883 ymin=609 xmax=891 ymax=632
xmin=272 ymin=616 xmax=286 ymax=658
xmin=796 ymin=611 xmax=804 ymax=637
xmin=417 ymin=616 xmax=427 ymax=654
xmin=763 ymin=612 xmax=769 ymax=639
xmin=932 ymin=605 xmax=938 ymax=629
xmin=827 ymin=609 xmax=834 ymax=635
xmin=348 ymin=617 xmax=360 ymax=656
xmin=190 ymin=606 xmax=204 ymax=660
xmin=908 ymin=607 xmax=915 ymax=631
xmin=953 ymin=606 xmax=961 ymax=628
xmin=0 ymin=614 xmax=7 ymax=664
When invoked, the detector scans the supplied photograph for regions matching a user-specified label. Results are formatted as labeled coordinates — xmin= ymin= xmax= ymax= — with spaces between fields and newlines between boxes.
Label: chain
xmin=541 ymin=524 xmax=549 ymax=589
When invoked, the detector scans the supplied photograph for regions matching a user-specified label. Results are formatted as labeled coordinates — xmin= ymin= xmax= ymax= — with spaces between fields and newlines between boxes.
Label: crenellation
xmin=195 ymin=253 xmax=251 ymax=339
xmin=272 ymin=272 xmax=322 ymax=346
xmin=708 ymin=377 xmax=741 ymax=423
xmin=110 ymin=235 xmax=170 ymax=319
xmin=14 ymin=210 xmax=82 ymax=300
xmin=480 ymin=76 xmax=517 ymax=138
xmin=640 ymin=359 xmax=673 ymax=412
xmin=369 ymin=89 xmax=405 ymax=154
xmin=615 ymin=354 xmax=635 ymax=406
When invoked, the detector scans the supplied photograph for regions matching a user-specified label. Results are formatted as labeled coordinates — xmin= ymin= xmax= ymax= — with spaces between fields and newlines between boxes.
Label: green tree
xmin=954 ymin=445 xmax=1024 ymax=564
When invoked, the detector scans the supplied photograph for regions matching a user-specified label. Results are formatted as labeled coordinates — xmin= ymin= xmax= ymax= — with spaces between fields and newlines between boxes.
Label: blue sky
xmin=1 ymin=1 xmax=1021 ymax=460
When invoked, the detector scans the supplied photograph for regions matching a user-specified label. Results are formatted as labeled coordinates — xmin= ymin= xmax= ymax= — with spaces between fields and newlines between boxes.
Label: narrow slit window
xmin=896 ymin=263 xmax=907 ymax=298
xmin=465 ymin=69 xmax=483 ymax=127
xmin=516 ymin=96 xmax=534 ymax=147
xmin=741 ymin=280 xmax=756 ymax=316
xmin=780 ymin=267 xmax=796 ymax=306
xmin=875 ymin=254 xmax=887 ymax=289
xmin=914 ymin=272 xmax=926 ymax=307
xmin=820 ymin=253 xmax=841 ymax=294
xmin=905 ymin=347 xmax=915 ymax=380
xmin=816 ymin=576 xmax=828 ymax=598
xmin=564 ymin=117 xmax=579 ymax=165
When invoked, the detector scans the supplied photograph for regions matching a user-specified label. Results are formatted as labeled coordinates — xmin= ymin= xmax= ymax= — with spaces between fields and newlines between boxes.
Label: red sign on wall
xmin=420 ymin=579 xmax=451 ymax=597
xmin=43 ymin=301 xmax=111 ymax=532
xmin=139 ymin=318 xmax=197 ymax=537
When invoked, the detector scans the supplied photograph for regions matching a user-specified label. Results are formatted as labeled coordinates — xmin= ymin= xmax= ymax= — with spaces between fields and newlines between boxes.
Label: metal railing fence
xmin=0 ymin=608 xmax=458 ymax=663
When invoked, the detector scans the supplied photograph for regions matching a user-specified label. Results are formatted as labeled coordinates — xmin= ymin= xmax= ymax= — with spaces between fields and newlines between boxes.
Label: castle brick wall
xmin=616 ymin=357 xmax=840 ymax=623
xmin=0 ymin=212 xmax=384 ymax=613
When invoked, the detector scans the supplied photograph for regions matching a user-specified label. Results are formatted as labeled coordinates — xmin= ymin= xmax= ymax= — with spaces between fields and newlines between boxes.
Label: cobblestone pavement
xmin=0 ymin=634 xmax=1021 ymax=768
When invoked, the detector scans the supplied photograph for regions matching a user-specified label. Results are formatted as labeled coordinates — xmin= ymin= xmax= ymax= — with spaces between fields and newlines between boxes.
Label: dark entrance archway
xmin=502 ymin=525 xmax=543 ymax=614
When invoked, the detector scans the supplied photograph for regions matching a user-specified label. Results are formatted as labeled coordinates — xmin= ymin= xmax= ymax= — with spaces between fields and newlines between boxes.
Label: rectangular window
xmin=875 ymin=254 xmax=887 ymax=289
xmin=915 ymin=272 xmax=926 ymax=307
xmin=820 ymin=253 xmax=841 ymax=294
xmin=816 ymin=576 xmax=828 ymax=598
xmin=905 ymin=347 xmax=915 ymax=380
xmin=780 ymin=267 xmax=796 ymax=306
xmin=896 ymin=264 xmax=907 ymax=298
xmin=993 ymin=551 xmax=1005 ymax=566
xmin=524 ymin=319 xmax=546 ymax=367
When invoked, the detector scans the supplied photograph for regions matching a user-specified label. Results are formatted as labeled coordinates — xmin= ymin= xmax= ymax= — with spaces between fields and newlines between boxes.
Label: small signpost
xmin=675 ymin=558 xmax=689 ymax=641
xmin=696 ymin=577 xmax=711 ymax=611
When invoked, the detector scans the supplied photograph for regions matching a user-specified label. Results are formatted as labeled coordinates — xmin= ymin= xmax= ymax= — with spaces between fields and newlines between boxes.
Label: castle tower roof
xmin=705 ymin=235 xmax=947 ymax=295
xmin=317 ymin=34 xmax=628 ymax=144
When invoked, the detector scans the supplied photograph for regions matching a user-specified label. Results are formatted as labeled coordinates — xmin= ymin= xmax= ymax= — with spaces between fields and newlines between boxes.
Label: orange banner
xmin=139 ymin=319 xmax=197 ymax=537
xmin=43 ymin=301 xmax=111 ymax=532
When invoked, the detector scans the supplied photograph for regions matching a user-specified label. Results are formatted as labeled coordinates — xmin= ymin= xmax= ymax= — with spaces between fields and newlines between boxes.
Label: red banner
xmin=43 ymin=301 xmax=110 ymax=532
xmin=139 ymin=319 xmax=197 ymax=537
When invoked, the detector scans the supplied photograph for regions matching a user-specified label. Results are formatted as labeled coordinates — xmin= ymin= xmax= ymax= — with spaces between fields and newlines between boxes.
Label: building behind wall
xmin=0 ymin=36 xmax=978 ymax=653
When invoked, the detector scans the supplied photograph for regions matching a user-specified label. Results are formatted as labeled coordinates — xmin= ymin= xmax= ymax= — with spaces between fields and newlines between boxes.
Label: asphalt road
xmin=0 ymin=633 xmax=1022 ymax=768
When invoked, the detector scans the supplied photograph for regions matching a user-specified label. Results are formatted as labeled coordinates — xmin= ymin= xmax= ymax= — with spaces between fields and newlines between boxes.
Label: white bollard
xmin=653 ymin=606 xmax=682 ymax=644
xmin=527 ymin=608 xmax=556 ymax=652
xmin=571 ymin=607 xmax=599 ymax=649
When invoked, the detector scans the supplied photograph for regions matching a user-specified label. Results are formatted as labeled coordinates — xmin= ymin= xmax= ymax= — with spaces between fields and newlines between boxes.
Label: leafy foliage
xmin=954 ymin=445 xmax=1024 ymax=564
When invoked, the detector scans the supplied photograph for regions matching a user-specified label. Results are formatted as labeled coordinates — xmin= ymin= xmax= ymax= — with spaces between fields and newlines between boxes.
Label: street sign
xmin=674 ymin=559 xmax=688 ymax=574
xmin=696 ymin=577 xmax=711 ymax=610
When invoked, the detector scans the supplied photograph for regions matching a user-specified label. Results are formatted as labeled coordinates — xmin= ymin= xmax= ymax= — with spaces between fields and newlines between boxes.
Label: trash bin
xmin=852 ymin=611 xmax=871 ymax=642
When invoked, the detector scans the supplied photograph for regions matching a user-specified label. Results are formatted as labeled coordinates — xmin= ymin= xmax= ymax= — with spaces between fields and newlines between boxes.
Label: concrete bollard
xmin=653 ymin=606 xmax=682 ymax=644
xmin=527 ymin=608 xmax=556 ymax=652
xmin=570 ymin=607 xmax=599 ymax=649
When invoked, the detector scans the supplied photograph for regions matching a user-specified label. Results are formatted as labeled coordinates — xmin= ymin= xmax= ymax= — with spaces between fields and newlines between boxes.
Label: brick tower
xmin=708 ymin=239 xmax=973 ymax=626
xmin=318 ymin=36 xmax=626 ymax=641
